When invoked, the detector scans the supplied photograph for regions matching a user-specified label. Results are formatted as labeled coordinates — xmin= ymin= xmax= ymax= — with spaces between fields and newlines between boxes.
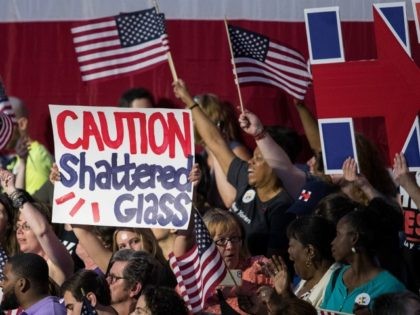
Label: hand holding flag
xmin=169 ymin=212 xmax=227 ymax=314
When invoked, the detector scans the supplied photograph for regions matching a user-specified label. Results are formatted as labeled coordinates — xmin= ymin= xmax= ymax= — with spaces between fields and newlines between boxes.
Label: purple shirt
xmin=21 ymin=296 xmax=66 ymax=315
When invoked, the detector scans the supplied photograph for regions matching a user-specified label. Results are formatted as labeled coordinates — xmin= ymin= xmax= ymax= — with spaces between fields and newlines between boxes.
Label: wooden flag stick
xmin=224 ymin=17 xmax=245 ymax=113
xmin=152 ymin=0 xmax=160 ymax=13
xmin=152 ymin=0 xmax=178 ymax=82
xmin=167 ymin=52 xmax=179 ymax=82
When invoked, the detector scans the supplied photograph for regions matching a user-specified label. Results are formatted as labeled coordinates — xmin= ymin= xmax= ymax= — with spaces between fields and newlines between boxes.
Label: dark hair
xmin=342 ymin=207 xmax=380 ymax=256
xmin=355 ymin=134 xmax=397 ymax=203
xmin=0 ymin=193 xmax=17 ymax=255
xmin=372 ymin=291 xmax=420 ymax=315
xmin=270 ymin=296 xmax=317 ymax=315
xmin=315 ymin=192 xmax=359 ymax=225
xmin=94 ymin=226 xmax=116 ymax=250
xmin=265 ymin=126 xmax=302 ymax=164
xmin=119 ymin=87 xmax=155 ymax=108
xmin=141 ymin=286 xmax=189 ymax=315
xmin=8 ymin=253 xmax=49 ymax=294
xmin=287 ymin=216 xmax=335 ymax=262
xmin=61 ymin=269 xmax=111 ymax=305
xmin=107 ymin=249 xmax=159 ymax=298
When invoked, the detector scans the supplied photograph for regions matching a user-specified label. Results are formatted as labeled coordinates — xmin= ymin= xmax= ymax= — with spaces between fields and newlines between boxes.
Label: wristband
xmin=8 ymin=190 xmax=31 ymax=209
xmin=188 ymin=103 xmax=199 ymax=110
xmin=254 ymin=127 xmax=267 ymax=140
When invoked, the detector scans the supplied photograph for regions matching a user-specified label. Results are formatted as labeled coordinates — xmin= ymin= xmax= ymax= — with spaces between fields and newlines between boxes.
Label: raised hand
xmin=238 ymin=109 xmax=264 ymax=137
xmin=393 ymin=153 xmax=412 ymax=186
xmin=49 ymin=163 xmax=61 ymax=184
xmin=342 ymin=157 xmax=368 ymax=187
xmin=172 ymin=79 xmax=194 ymax=107
xmin=188 ymin=163 xmax=201 ymax=188
xmin=0 ymin=168 xmax=16 ymax=195
xmin=15 ymin=135 xmax=30 ymax=160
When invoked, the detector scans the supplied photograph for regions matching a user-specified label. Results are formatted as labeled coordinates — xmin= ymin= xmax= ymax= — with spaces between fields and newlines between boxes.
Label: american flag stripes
xmin=0 ymin=79 xmax=15 ymax=122
xmin=228 ymin=24 xmax=312 ymax=100
xmin=317 ymin=309 xmax=353 ymax=315
xmin=71 ymin=8 xmax=169 ymax=82
xmin=0 ymin=111 xmax=13 ymax=151
xmin=169 ymin=212 xmax=227 ymax=314
xmin=81 ymin=296 xmax=98 ymax=315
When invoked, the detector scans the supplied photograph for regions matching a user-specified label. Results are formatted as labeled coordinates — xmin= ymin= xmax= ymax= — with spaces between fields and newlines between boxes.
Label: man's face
xmin=0 ymin=263 xmax=20 ymax=310
xmin=130 ymin=98 xmax=153 ymax=109
xmin=107 ymin=261 xmax=132 ymax=305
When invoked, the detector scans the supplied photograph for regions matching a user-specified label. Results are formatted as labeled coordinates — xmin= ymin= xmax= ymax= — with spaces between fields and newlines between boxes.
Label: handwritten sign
xmin=49 ymin=105 xmax=194 ymax=229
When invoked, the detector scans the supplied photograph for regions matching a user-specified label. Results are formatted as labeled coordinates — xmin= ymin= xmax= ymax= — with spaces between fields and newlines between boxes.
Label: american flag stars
xmin=117 ymin=10 xmax=164 ymax=47
xmin=229 ymin=26 xmax=269 ymax=62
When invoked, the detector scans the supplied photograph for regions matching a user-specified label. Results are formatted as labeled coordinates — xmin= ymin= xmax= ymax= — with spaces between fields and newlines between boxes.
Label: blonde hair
xmin=203 ymin=208 xmax=249 ymax=260
xmin=112 ymin=228 xmax=166 ymax=265
xmin=194 ymin=94 xmax=241 ymax=145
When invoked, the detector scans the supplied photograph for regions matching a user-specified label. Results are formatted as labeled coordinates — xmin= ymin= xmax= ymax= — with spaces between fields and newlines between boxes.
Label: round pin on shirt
xmin=355 ymin=293 xmax=371 ymax=306
xmin=242 ymin=189 xmax=256 ymax=203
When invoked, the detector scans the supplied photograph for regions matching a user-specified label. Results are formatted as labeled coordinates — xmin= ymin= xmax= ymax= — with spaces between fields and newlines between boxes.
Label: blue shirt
xmin=22 ymin=296 xmax=66 ymax=315
xmin=321 ymin=265 xmax=405 ymax=313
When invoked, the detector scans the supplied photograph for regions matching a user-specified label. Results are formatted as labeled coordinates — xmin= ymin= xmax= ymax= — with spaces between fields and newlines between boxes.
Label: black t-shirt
xmin=228 ymin=157 xmax=295 ymax=257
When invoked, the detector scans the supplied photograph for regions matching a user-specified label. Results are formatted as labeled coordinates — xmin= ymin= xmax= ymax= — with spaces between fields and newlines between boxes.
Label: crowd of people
xmin=0 ymin=79 xmax=419 ymax=315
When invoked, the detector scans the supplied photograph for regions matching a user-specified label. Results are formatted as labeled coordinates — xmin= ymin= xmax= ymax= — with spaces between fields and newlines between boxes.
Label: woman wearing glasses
xmin=174 ymin=208 xmax=272 ymax=315
xmin=0 ymin=169 xmax=74 ymax=287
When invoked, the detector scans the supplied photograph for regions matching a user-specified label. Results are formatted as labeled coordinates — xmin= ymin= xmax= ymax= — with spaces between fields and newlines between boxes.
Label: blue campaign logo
xmin=402 ymin=116 xmax=420 ymax=171
xmin=374 ymin=2 xmax=411 ymax=57
xmin=304 ymin=7 xmax=344 ymax=64
xmin=318 ymin=118 xmax=358 ymax=174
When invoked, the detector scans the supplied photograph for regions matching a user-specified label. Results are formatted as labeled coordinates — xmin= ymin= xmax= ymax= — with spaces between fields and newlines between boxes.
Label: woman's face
xmin=247 ymin=147 xmax=273 ymax=188
xmin=115 ymin=230 xmax=144 ymax=251
xmin=0 ymin=203 xmax=9 ymax=237
xmin=63 ymin=291 xmax=82 ymax=315
xmin=288 ymin=237 xmax=311 ymax=279
xmin=131 ymin=294 xmax=151 ymax=315
xmin=213 ymin=225 xmax=242 ymax=269
xmin=331 ymin=217 xmax=355 ymax=262
xmin=15 ymin=212 xmax=42 ymax=254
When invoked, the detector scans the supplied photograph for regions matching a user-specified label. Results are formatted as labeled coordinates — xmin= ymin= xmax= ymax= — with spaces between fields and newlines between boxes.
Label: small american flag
xmin=81 ymin=296 xmax=97 ymax=315
xmin=317 ymin=309 xmax=353 ymax=315
xmin=0 ymin=111 xmax=13 ymax=152
xmin=228 ymin=24 xmax=312 ymax=100
xmin=0 ymin=79 xmax=15 ymax=122
xmin=0 ymin=245 xmax=8 ymax=281
xmin=71 ymin=8 xmax=169 ymax=82
xmin=169 ymin=212 xmax=227 ymax=314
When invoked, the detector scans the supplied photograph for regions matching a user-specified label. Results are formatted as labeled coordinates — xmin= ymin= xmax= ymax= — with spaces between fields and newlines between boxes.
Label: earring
xmin=351 ymin=246 xmax=357 ymax=254
xmin=305 ymin=257 xmax=312 ymax=268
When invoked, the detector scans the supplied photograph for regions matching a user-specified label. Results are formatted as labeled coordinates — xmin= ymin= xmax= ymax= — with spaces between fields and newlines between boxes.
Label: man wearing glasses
xmin=105 ymin=249 xmax=160 ymax=315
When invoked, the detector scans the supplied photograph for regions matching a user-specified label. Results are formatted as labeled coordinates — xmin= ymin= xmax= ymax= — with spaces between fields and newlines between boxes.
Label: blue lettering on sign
xmin=59 ymin=153 xmax=193 ymax=227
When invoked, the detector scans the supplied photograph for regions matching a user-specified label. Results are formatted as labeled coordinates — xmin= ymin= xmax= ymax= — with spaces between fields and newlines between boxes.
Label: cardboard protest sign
xmin=49 ymin=105 xmax=194 ymax=229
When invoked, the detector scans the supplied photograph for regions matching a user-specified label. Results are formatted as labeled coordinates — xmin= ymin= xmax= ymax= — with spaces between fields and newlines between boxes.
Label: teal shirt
xmin=321 ymin=265 xmax=405 ymax=313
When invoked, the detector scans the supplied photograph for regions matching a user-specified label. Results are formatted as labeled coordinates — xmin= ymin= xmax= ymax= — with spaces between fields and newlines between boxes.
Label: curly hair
xmin=141 ymin=286 xmax=189 ymax=315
